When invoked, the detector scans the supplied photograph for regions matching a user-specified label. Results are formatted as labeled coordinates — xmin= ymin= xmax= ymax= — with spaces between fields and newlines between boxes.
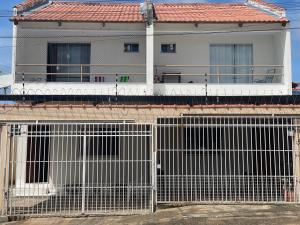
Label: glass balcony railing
xmin=154 ymin=65 xmax=284 ymax=84
xmin=15 ymin=64 xmax=147 ymax=84
xmin=15 ymin=64 xmax=284 ymax=85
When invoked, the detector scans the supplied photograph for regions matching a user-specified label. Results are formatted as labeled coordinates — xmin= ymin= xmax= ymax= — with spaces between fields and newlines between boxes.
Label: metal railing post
xmin=217 ymin=66 xmax=220 ymax=84
xmin=115 ymin=74 xmax=118 ymax=101
xmin=151 ymin=123 xmax=157 ymax=213
xmin=80 ymin=65 xmax=83 ymax=83
xmin=22 ymin=73 xmax=25 ymax=95
xmin=251 ymin=66 xmax=254 ymax=84
xmin=205 ymin=73 xmax=208 ymax=104
xmin=81 ymin=129 xmax=86 ymax=214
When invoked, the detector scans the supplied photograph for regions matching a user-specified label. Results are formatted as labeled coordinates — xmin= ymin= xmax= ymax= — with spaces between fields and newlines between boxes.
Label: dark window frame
xmin=124 ymin=43 xmax=139 ymax=53
xmin=161 ymin=43 xmax=176 ymax=53
xmin=47 ymin=43 xmax=91 ymax=82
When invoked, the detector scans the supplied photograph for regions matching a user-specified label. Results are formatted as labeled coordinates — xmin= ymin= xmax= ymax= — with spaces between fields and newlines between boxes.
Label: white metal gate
xmin=5 ymin=122 xmax=153 ymax=216
xmin=156 ymin=116 xmax=300 ymax=203
xmin=2 ymin=116 xmax=300 ymax=216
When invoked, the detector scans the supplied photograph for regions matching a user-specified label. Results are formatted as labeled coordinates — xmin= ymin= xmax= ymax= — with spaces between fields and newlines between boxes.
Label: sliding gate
xmin=157 ymin=116 xmax=300 ymax=203
xmin=5 ymin=122 xmax=153 ymax=216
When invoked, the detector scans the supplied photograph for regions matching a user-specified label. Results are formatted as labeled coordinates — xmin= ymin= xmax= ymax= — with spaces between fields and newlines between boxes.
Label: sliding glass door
xmin=235 ymin=45 xmax=253 ymax=83
xmin=47 ymin=43 xmax=91 ymax=82
xmin=210 ymin=44 xmax=253 ymax=83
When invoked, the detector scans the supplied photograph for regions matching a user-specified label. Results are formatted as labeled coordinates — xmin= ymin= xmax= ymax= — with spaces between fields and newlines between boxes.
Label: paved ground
xmin=3 ymin=205 xmax=300 ymax=225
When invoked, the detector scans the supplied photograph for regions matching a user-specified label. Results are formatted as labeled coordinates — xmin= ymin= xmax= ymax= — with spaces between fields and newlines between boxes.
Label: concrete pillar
xmin=0 ymin=126 xmax=9 ymax=215
xmin=11 ymin=7 xmax=18 ymax=87
xmin=146 ymin=23 xmax=154 ymax=95
xmin=284 ymin=30 xmax=292 ymax=95
xmin=293 ymin=120 xmax=300 ymax=203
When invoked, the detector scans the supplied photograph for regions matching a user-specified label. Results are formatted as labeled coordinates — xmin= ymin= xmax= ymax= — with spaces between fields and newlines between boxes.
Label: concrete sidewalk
xmin=3 ymin=205 xmax=300 ymax=225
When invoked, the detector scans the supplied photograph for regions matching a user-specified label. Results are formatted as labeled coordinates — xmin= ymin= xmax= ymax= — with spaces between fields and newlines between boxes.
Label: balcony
xmin=15 ymin=64 xmax=146 ymax=83
xmin=155 ymin=65 xmax=284 ymax=84
xmin=13 ymin=64 xmax=286 ymax=96
xmin=13 ymin=64 xmax=148 ymax=95
xmin=15 ymin=64 xmax=283 ymax=84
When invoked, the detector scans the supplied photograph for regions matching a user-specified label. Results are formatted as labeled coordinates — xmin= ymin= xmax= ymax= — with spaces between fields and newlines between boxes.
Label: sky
xmin=0 ymin=0 xmax=299 ymax=81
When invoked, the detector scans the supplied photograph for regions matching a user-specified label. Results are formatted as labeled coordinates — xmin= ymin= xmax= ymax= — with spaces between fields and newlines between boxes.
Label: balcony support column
xmin=146 ymin=23 xmax=154 ymax=95
xmin=284 ymin=30 xmax=292 ymax=95
xmin=12 ymin=7 xmax=18 ymax=88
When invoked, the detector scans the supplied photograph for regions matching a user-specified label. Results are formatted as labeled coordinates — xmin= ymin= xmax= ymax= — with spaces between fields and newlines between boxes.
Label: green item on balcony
xmin=119 ymin=76 xmax=130 ymax=82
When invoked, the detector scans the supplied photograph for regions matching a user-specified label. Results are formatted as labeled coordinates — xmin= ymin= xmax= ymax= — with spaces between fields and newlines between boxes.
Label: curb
xmin=0 ymin=216 xmax=8 ymax=224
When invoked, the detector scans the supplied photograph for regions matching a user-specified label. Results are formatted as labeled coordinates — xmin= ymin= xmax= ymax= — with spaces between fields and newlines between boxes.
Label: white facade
xmin=11 ymin=21 xmax=292 ymax=96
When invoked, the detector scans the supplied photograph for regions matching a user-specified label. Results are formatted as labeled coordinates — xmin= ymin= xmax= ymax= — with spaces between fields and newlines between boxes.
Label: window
xmin=85 ymin=128 xmax=120 ymax=156
xmin=124 ymin=43 xmax=139 ymax=53
xmin=161 ymin=44 xmax=176 ymax=53
xmin=47 ymin=43 xmax=91 ymax=82
xmin=210 ymin=44 xmax=253 ymax=83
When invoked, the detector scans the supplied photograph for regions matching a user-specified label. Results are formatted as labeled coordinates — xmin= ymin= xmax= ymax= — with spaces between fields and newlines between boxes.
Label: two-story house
xmin=11 ymin=0 xmax=292 ymax=96
xmin=0 ymin=0 xmax=299 ymax=218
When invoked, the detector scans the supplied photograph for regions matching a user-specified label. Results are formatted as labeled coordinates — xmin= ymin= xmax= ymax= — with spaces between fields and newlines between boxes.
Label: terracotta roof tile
xmin=16 ymin=0 xmax=49 ymax=12
xmin=13 ymin=1 xmax=288 ymax=23
xmin=14 ymin=2 xmax=144 ymax=23
xmin=154 ymin=3 xmax=288 ymax=23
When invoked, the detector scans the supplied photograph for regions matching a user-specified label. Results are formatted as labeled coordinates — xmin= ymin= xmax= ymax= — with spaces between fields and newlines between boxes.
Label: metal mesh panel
xmin=157 ymin=116 xmax=300 ymax=203
xmin=5 ymin=122 xmax=153 ymax=216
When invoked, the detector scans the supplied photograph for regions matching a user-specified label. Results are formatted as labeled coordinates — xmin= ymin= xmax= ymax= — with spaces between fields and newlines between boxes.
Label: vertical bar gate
xmin=2 ymin=116 xmax=300 ymax=217
xmin=4 ymin=122 xmax=153 ymax=216
xmin=156 ymin=116 xmax=300 ymax=203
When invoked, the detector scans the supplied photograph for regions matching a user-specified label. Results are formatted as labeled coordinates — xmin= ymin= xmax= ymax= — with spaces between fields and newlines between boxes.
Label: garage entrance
xmin=156 ymin=116 xmax=300 ymax=203
xmin=4 ymin=122 xmax=153 ymax=216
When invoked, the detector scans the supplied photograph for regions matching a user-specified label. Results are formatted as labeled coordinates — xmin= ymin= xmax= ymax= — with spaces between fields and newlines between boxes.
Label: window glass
xmin=161 ymin=44 xmax=176 ymax=53
xmin=124 ymin=43 xmax=139 ymax=53
xmin=47 ymin=43 xmax=91 ymax=82
xmin=210 ymin=44 xmax=253 ymax=83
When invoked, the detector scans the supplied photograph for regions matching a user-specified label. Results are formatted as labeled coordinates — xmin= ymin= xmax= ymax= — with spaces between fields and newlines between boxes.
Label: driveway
xmin=3 ymin=204 xmax=300 ymax=225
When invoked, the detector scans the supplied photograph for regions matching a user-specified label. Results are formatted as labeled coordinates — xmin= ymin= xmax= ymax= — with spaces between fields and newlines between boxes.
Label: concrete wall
xmin=1 ymin=106 xmax=300 ymax=123
xmin=0 ymin=127 xmax=9 ymax=215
